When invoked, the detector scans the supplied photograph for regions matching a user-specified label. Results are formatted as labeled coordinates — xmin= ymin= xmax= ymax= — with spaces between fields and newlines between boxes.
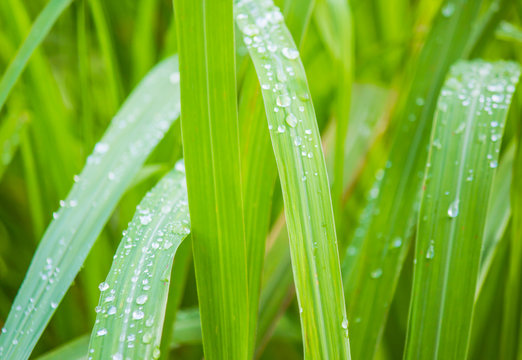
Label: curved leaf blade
xmin=0 ymin=56 xmax=181 ymax=359
xmin=234 ymin=0 xmax=350 ymax=357
xmin=89 ymin=162 xmax=190 ymax=360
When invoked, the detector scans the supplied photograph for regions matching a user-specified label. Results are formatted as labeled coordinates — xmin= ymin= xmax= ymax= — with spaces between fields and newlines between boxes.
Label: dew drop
xmin=370 ymin=268 xmax=383 ymax=279
xmin=140 ymin=215 xmax=152 ymax=225
xmin=281 ymin=47 xmax=299 ymax=60
xmin=94 ymin=142 xmax=109 ymax=154
xmin=276 ymin=94 xmax=291 ymax=107
xmin=426 ymin=240 xmax=435 ymax=259
xmin=132 ymin=310 xmax=144 ymax=320
xmin=441 ymin=3 xmax=455 ymax=17
xmin=391 ymin=237 xmax=402 ymax=248
xmin=489 ymin=160 xmax=498 ymax=168
xmin=97 ymin=328 xmax=108 ymax=336
xmin=448 ymin=199 xmax=459 ymax=218
xmin=341 ymin=318 xmax=348 ymax=329
xmin=99 ymin=282 xmax=109 ymax=291
xmin=107 ymin=306 xmax=117 ymax=315
xmin=136 ymin=295 xmax=148 ymax=305
xmin=277 ymin=125 xmax=286 ymax=133
xmin=142 ymin=333 xmax=153 ymax=344
xmin=286 ymin=113 xmax=298 ymax=128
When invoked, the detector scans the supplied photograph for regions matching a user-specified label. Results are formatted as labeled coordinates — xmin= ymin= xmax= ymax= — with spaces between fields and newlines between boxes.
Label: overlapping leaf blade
xmin=235 ymin=0 xmax=350 ymax=357
xmin=89 ymin=161 xmax=190 ymax=359
xmin=404 ymin=59 xmax=520 ymax=359
xmin=340 ymin=1 xmax=482 ymax=358
xmin=0 ymin=56 xmax=181 ymax=359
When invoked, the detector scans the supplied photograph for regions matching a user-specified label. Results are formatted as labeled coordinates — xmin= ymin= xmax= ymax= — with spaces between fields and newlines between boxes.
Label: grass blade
xmin=340 ymin=1 xmax=481 ymax=358
xmin=0 ymin=0 xmax=73 ymax=112
xmin=89 ymin=162 xmax=190 ymax=359
xmin=404 ymin=60 xmax=520 ymax=359
xmin=235 ymin=0 xmax=350 ymax=357
xmin=173 ymin=1 xmax=250 ymax=358
xmin=0 ymin=56 xmax=181 ymax=359
xmin=501 ymin=101 xmax=522 ymax=359
xmin=313 ymin=0 xmax=354 ymax=232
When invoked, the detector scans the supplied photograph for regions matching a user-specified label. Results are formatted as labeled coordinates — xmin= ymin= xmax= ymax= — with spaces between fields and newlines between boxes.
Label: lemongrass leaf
xmin=89 ymin=161 xmax=189 ymax=359
xmin=0 ymin=0 xmax=73 ymax=112
xmin=404 ymin=59 xmax=520 ymax=359
xmin=174 ymin=1 xmax=251 ymax=358
xmin=501 ymin=100 xmax=522 ymax=359
xmin=340 ymin=1 xmax=482 ymax=358
xmin=235 ymin=0 xmax=350 ymax=357
xmin=0 ymin=56 xmax=181 ymax=359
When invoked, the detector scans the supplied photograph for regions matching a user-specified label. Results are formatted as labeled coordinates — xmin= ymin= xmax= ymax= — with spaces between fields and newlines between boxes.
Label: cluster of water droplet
xmin=416 ymin=60 xmax=520 ymax=264
xmin=86 ymin=163 xmax=189 ymax=360
xmin=235 ymin=0 xmax=324 ymax=177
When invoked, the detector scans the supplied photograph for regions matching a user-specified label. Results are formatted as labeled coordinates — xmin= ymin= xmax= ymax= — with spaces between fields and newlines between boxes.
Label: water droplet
xmin=97 ymin=328 xmax=108 ymax=336
xmin=448 ymin=199 xmax=459 ymax=218
xmin=391 ymin=237 xmax=402 ymax=248
xmin=370 ymin=268 xmax=383 ymax=279
xmin=276 ymin=94 xmax=291 ymax=107
xmin=112 ymin=353 xmax=123 ymax=360
xmin=132 ymin=310 xmax=144 ymax=320
xmin=282 ymin=47 xmax=299 ymax=60
xmin=416 ymin=97 xmax=425 ymax=106
xmin=140 ymin=215 xmax=152 ymax=225
xmin=286 ymin=113 xmax=297 ymax=127
xmin=107 ymin=306 xmax=117 ymax=315
xmin=305 ymin=129 xmax=312 ymax=135
xmin=294 ymin=136 xmax=302 ymax=146
xmin=99 ymin=282 xmax=109 ymax=291
xmin=50 ymin=302 xmax=58 ymax=309
xmin=489 ymin=160 xmax=498 ymax=168
xmin=94 ymin=142 xmax=109 ymax=154
xmin=277 ymin=125 xmax=286 ymax=133
xmin=442 ymin=3 xmax=455 ymax=17
xmin=142 ymin=333 xmax=153 ymax=344
xmin=136 ymin=295 xmax=148 ymax=305
xmin=426 ymin=240 xmax=435 ymax=259
xmin=342 ymin=318 xmax=348 ymax=329
xmin=152 ymin=347 xmax=161 ymax=359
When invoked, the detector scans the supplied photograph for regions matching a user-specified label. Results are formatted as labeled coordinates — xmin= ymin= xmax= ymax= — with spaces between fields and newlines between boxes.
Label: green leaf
xmin=0 ymin=0 xmax=73 ymax=112
xmin=235 ymin=0 xmax=350 ymax=357
xmin=0 ymin=56 xmax=181 ymax=359
xmin=404 ymin=59 xmax=520 ymax=359
xmin=340 ymin=1 xmax=482 ymax=358
xmin=89 ymin=161 xmax=190 ymax=359
xmin=501 ymin=97 xmax=522 ymax=359
xmin=173 ymin=1 xmax=250 ymax=359
xmin=313 ymin=0 xmax=354 ymax=231
xmin=0 ymin=106 xmax=28 ymax=180
xmin=35 ymin=309 xmax=204 ymax=360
